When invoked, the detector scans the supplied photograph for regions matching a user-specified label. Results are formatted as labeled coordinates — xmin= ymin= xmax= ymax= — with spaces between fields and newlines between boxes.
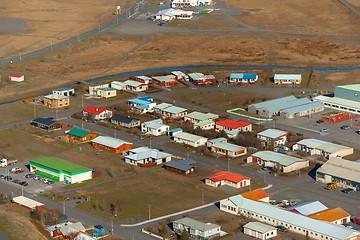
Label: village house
xmin=172 ymin=217 xmax=221 ymax=240
xmin=205 ymin=171 xmax=251 ymax=188
xmin=88 ymin=83 xmax=109 ymax=95
xmin=92 ymin=87 xmax=117 ymax=98
xmin=154 ymin=103 xmax=188 ymax=119
xmin=123 ymin=80 xmax=148 ymax=92
xmin=287 ymin=201 xmax=328 ymax=216
xmin=171 ymin=71 xmax=188 ymax=81
xmin=308 ymin=207 xmax=351 ymax=225
xmin=66 ymin=128 xmax=97 ymax=143
xmin=141 ymin=119 xmax=169 ymax=136
xmin=47 ymin=222 xmax=86 ymax=240
xmin=247 ymin=151 xmax=309 ymax=173
xmin=168 ymin=127 xmax=183 ymax=137
xmin=215 ymin=119 xmax=252 ymax=132
xmin=188 ymin=72 xmax=215 ymax=85
xmin=220 ymin=195 xmax=360 ymax=240
xmin=124 ymin=147 xmax=172 ymax=167
xmin=82 ymin=106 xmax=113 ymax=120
xmin=211 ymin=142 xmax=247 ymax=157
xmin=207 ymin=137 xmax=227 ymax=148
xmin=44 ymin=93 xmax=70 ymax=109
xmin=111 ymin=81 xmax=126 ymax=91
xmin=243 ymin=222 xmax=277 ymax=240
xmin=110 ymin=114 xmax=140 ymax=128
xmin=256 ymin=129 xmax=288 ymax=147
xmin=184 ymin=111 xmax=219 ymax=124
xmin=194 ymin=119 xmax=215 ymax=130
xmin=135 ymin=75 xmax=152 ymax=84
xmin=30 ymin=117 xmax=61 ymax=131
xmin=91 ymin=136 xmax=132 ymax=153
xmin=8 ymin=73 xmax=25 ymax=82
xmin=53 ymin=86 xmax=75 ymax=97
xmin=273 ymin=74 xmax=302 ymax=85
xmin=173 ymin=132 xmax=208 ymax=147
xmin=127 ymin=96 xmax=157 ymax=114
xmin=164 ymin=159 xmax=195 ymax=176
xmin=292 ymin=138 xmax=354 ymax=158
xmin=241 ymin=189 xmax=270 ymax=203
xmin=151 ymin=75 xmax=176 ymax=87
xmin=228 ymin=73 xmax=258 ymax=84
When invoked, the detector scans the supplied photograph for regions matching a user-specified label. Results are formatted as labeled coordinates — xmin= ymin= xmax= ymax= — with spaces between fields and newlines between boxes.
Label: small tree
xmin=178 ymin=229 xmax=190 ymax=240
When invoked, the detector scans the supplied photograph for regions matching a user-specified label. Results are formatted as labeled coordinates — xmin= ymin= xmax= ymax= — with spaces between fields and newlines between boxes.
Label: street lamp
xmin=111 ymin=212 xmax=117 ymax=235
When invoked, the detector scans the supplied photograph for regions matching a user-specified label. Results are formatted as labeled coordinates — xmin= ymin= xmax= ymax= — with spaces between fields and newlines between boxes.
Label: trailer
xmin=0 ymin=158 xmax=18 ymax=167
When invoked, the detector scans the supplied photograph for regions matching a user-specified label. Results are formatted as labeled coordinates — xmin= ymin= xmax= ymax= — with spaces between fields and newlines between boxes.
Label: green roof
xmin=336 ymin=84 xmax=360 ymax=91
xmin=29 ymin=157 xmax=91 ymax=176
xmin=67 ymin=128 xmax=90 ymax=138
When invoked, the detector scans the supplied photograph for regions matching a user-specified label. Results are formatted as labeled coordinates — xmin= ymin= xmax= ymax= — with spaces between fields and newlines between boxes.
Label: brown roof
xmin=308 ymin=207 xmax=350 ymax=222
xmin=242 ymin=189 xmax=269 ymax=201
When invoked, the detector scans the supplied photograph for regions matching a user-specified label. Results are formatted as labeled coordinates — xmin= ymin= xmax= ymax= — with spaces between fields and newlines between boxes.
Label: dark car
xmin=59 ymin=214 xmax=68 ymax=220
xmin=47 ymin=180 xmax=54 ymax=185
xmin=14 ymin=169 xmax=25 ymax=174
xmin=147 ymin=16 xmax=156 ymax=21
xmin=158 ymin=21 xmax=165 ymax=26
xmin=356 ymin=130 xmax=360 ymax=135
xmin=25 ymin=174 xmax=35 ymax=178
xmin=295 ymin=132 xmax=303 ymax=136
xmin=0 ymin=174 xmax=5 ymax=179
xmin=276 ymin=226 xmax=288 ymax=232
xmin=316 ymin=119 xmax=324 ymax=124
xmin=342 ymin=188 xmax=355 ymax=194
xmin=12 ymin=179 xmax=21 ymax=184
xmin=340 ymin=125 xmax=350 ymax=130
xmin=4 ymin=176 xmax=13 ymax=181
xmin=20 ymin=181 xmax=29 ymax=186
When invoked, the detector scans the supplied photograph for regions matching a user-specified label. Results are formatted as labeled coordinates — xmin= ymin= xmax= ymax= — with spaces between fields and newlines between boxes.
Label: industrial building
xmin=292 ymin=139 xmax=354 ymax=158
xmin=29 ymin=157 xmax=92 ymax=184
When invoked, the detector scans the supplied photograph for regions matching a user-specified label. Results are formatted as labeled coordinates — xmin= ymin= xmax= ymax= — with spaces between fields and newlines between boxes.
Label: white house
xmin=154 ymin=103 xmax=188 ymax=119
xmin=220 ymin=195 xmax=360 ymax=240
xmin=184 ymin=112 xmax=218 ymax=124
xmin=53 ymin=86 xmax=75 ymax=97
xmin=205 ymin=171 xmax=250 ymax=188
xmin=125 ymin=147 xmax=172 ymax=167
xmin=123 ymin=80 xmax=148 ymax=92
xmin=82 ymin=106 xmax=112 ymax=120
xmin=194 ymin=119 xmax=215 ymax=130
xmin=157 ymin=8 xmax=194 ymax=21
xmin=210 ymin=142 xmax=247 ymax=158
xmin=141 ymin=119 xmax=169 ymax=136
xmin=127 ymin=96 xmax=157 ymax=114
xmin=9 ymin=73 xmax=24 ymax=82
xmin=243 ymin=222 xmax=277 ymax=240
xmin=207 ymin=137 xmax=227 ymax=148
xmin=257 ymin=129 xmax=288 ymax=147
xmin=111 ymin=81 xmax=126 ymax=91
xmin=172 ymin=217 xmax=221 ymax=240
xmin=173 ymin=132 xmax=208 ymax=147
xmin=93 ymin=87 xmax=117 ymax=98
xmin=89 ymin=83 xmax=109 ymax=95
xmin=273 ymin=74 xmax=302 ymax=85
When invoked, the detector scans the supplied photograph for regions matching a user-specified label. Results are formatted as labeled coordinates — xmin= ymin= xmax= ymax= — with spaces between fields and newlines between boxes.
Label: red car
xmin=14 ymin=170 xmax=25 ymax=174
xmin=353 ymin=217 xmax=360 ymax=225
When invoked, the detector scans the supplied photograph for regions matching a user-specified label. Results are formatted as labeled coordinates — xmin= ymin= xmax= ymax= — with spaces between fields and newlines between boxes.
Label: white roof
xmin=12 ymin=196 xmax=44 ymax=209
xmin=227 ymin=195 xmax=360 ymax=239
xmin=163 ymin=105 xmax=188 ymax=114
xmin=74 ymin=233 xmax=96 ymax=240
xmin=195 ymin=119 xmax=215 ymax=127
xmin=323 ymin=97 xmax=360 ymax=110
xmin=143 ymin=119 xmax=168 ymax=130
xmin=243 ymin=222 xmax=276 ymax=233
xmin=155 ymin=103 xmax=173 ymax=110
xmin=287 ymin=201 xmax=328 ymax=216
xmin=44 ymin=93 xmax=68 ymax=100
xmin=173 ymin=217 xmax=219 ymax=231
xmin=174 ymin=132 xmax=207 ymax=142
xmin=296 ymin=138 xmax=352 ymax=153
xmin=59 ymin=222 xmax=86 ymax=236
xmin=212 ymin=142 xmax=245 ymax=152
xmin=317 ymin=157 xmax=360 ymax=183
xmin=91 ymin=136 xmax=131 ymax=148
xmin=208 ymin=138 xmax=227 ymax=144
xmin=171 ymin=71 xmax=187 ymax=77
xmin=135 ymin=76 xmax=152 ymax=80
xmin=274 ymin=74 xmax=302 ymax=80
xmin=185 ymin=112 xmax=218 ymax=121
xmin=257 ymin=129 xmax=287 ymax=139
xmin=124 ymin=80 xmax=146 ymax=87
xmin=126 ymin=148 xmax=172 ymax=161
xmin=152 ymin=75 xmax=175 ymax=82
xmin=252 ymin=151 xmax=307 ymax=167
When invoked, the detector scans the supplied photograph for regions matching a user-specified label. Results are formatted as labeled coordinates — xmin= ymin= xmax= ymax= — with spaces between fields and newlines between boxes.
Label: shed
xmin=243 ymin=222 xmax=277 ymax=240
xmin=66 ymin=128 xmax=97 ymax=143
xmin=12 ymin=196 xmax=45 ymax=211
xmin=91 ymin=136 xmax=132 ymax=153
xmin=9 ymin=73 xmax=24 ymax=82
xmin=164 ymin=159 xmax=196 ymax=176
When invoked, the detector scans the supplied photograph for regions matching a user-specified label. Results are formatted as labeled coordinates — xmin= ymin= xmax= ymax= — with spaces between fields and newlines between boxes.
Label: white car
xmin=10 ymin=167 xmax=21 ymax=173
xmin=320 ymin=128 xmax=329 ymax=133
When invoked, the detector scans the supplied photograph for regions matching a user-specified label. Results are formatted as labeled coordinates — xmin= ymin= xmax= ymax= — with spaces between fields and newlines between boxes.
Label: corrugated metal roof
xmin=266 ymin=98 xmax=311 ymax=113
xmin=287 ymin=201 xmax=328 ymax=216
xmin=194 ymin=119 xmax=215 ymax=127
xmin=143 ymin=119 xmax=167 ymax=129
xmin=212 ymin=142 xmax=245 ymax=152
xmin=185 ymin=112 xmax=218 ymax=121
xmin=29 ymin=157 xmax=91 ymax=173
xmin=229 ymin=73 xmax=257 ymax=80
xmin=274 ymin=74 xmax=302 ymax=80
xmin=296 ymin=139 xmax=351 ymax=154
xmin=208 ymin=137 xmax=227 ymax=144
xmin=135 ymin=75 xmax=152 ymax=80
xmin=336 ymin=84 xmax=360 ymax=92
xmin=155 ymin=103 xmax=173 ymax=110
xmin=243 ymin=222 xmax=275 ymax=233
xmin=163 ymin=105 xmax=188 ymax=114
xmin=12 ymin=196 xmax=44 ymax=209
xmin=252 ymin=151 xmax=307 ymax=167
xmin=54 ymin=86 xmax=74 ymax=91
xmin=249 ymin=96 xmax=297 ymax=109
xmin=174 ymin=132 xmax=207 ymax=142
xmin=173 ymin=217 xmax=219 ymax=231
xmin=257 ymin=129 xmax=287 ymax=139
xmin=165 ymin=160 xmax=195 ymax=171
xmin=152 ymin=75 xmax=175 ymax=82
xmin=242 ymin=189 xmax=269 ymax=201
xmin=308 ymin=207 xmax=350 ymax=222
xmin=91 ymin=136 xmax=130 ymax=148
xmin=206 ymin=171 xmax=249 ymax=183
xmin=67 ymin=128 xmax=90 ymax=138
xmin=171 ymin=71 xmax=186 ymax=77
xmin=316 ymin=157 xmax=360 ymax=183
xmin=124 ymin=80 xmax=145 ymax=87
xmin=126 ymin=148 xmax=171 ymax=161
xmin=227 ymin=195 xmax=360 ymax=239
xmin=281 ymin=101 xmax=323 ymax=114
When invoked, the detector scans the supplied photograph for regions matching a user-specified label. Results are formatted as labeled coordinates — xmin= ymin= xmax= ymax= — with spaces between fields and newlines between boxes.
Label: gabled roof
xmin=216 ymin=119 xmax=251 ymax=129
xmin=212 ymin=142 xmax=245 ymax=152
xmin=29 ymin=157 xmax=91 ymax=174
xmin=266 ymin=97 xmax=311 ymax=113
xmin=227 ymin=195 xmax=360 ymax=239
xmin=241 ymin=189 xmax=269 ymax=201
xmin=206 ymin=171 xmax=250 ymax=183
xmin=249 ymin=96 xmax=297 ymax=109
xmin=173 ymin=132 xmax=207 ymax=142
xmin=229 ymin=73 xmax=257 ymax=80
xmin=151 ymin=75 xmax=176 ymax=82
xmin=173 ymin=217 xmax=219 ymax=231
xmin=135 ymin=75 xmax=152 ymax=81
xmin=111 ymin=114 xmax=139 ymax=124
xmin=185 ymin=112 xmax=218 ymax=121
xmin=208 ymin=137 xmax=227 ymax=144
xmin=142 ymin=119 xmax=167 ymax=130
xmin=67 ymin=128 xmax=90 ymax=138
xmin=165 ymin=159 xmax=195 ymax=171
xmin=171 ymin=71 xmax=187 ymax=77
xmin=252 ymin=151 xmax=307 ymax=167
xmin=9 ymin=73 xmax=24 ymax=78
xmin=296 ymin=139 xmax=352 ymax=153
xmin=194 ymin=119 xmax=215 ymax=127
xmin=274 ymin=74 xmax=302 ymax=80
xmin=316 ymin=157 xmax=360 ymax=183
xmin=257 ymin=129 xmax=287 ymax=139
xmin=54 ymin=86 xmax=74 ymax=92
xmin=124 ymin=80 xmax=146 ymax=87
xmin=83 ymin=106 xmax=107 ymax=115
xmin=59 ymin=222 xmax=86 ymax=236
xmin=281 ymin=101 xmax=323 ymax=115
xmin=287 ymin=201 xmax=328 ymax=216
xmin=91 ymin=136 xmax=131 ymax=148
xmin=243 ymin=222 xmax=275 ymax=233
xmin=12 ymin=196 xmax=44 ymax=209
xmin=308 ymin=207 xmax=350 ymax=222
xmin=155 ymin=103 xmax=173 ymax=110
xmin=163 ymin=105 xmax=188 ymax=114
xmin=126 ymin=148 xmax=172 ymax=161
xmin=31 ymin=117 xmax=56 ymax=126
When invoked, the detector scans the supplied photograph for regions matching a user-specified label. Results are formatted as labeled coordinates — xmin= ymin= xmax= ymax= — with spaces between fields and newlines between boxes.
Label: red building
xmin=188 ymin=73 xmax=215 ymax=85
xmin=135 ymin=75 xmax=152 ymax=84
xmin=91 ymin=136 xmax=132 ymax=153
xmin=215 ymin=119 xmax=252 ymax=132
xmin=82 ymin=105 xmax=113 ymax=120
xmin=152 ymin=75 xmax=176 ymax=87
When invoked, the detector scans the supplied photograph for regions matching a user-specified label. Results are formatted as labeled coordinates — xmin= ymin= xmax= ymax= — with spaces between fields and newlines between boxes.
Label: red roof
xmin=216 ymin=119 xmax=251 ymax=129
xmin=9 ymin=74 xmax=24 ymax=78
xmin=207 ymin=171 xmax=250 ymax=183
xmin=83 ymin=105 xmax=107 ymax=115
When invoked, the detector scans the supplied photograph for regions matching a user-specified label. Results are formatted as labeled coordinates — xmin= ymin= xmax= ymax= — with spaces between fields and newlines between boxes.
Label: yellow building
xmin=44 ymin=93 xmax=70 ymax=109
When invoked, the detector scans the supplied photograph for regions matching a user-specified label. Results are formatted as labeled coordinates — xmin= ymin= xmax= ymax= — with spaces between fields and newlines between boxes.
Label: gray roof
xmin=228 ymin=195 xmax=360 ymax=239
xmin=317 ymin=157 xmax=360 ymax=183
xmin=322 ymin=97 xmax=360 ymax=110
xmin=281 ymin=100 xmax=323 ymax=114
xmin=174 ymin=132 xmax=207 ymax=142
xmin=135 ymin=75 xmax=152 ymax=80
xmin=126 ymin=148 xmax=172 ymax=161
xmin=91 ymin=136 xmax=130 ymax=148
xmin=143 ymin=119 xmax=168 ymax=130
xmin=165 ymin=160 xmax=195 ymax=171
xmin=194 ymin=119 xmax=215 ymax=127
xmin=265 ymin=97 xmax=311 ymax=113
xmin=252 ymin=151 xmax=307 ymax=167
xmin=287 ymin=201 xmax=328 ymax=216
xmin=44 ymin=93 xmax=68 ymax=100
xmin=155 ymin=103 xmax=173 ymax=110
xmin=212 ymin=142 xmax=245 ymax=152
xmin=208 ymin=138 xmax=227 ymax=144
xmin=59 ymin=222 xmax=85 ymax=236
xmin=152 ymin=75 xmax=175 ymax=82
xmin=162 ymin=105 xmax=188 ymax=114
xmin=124 ymin=80 xmax=146 ymax=87
xmin=249 ymin=96 xmax=297 ymax=109
xmin=243 ymin=222 xmax=276 ymax=233
xmin=257 ymin=129 xmax=287 ymax=139
xmin=111 ymin=114 xmax=139 ymax=124
xmin=296 ymin=139 xmax=352 ymax=153
xmin=185 ymin=112 xmax=219 ymax=121
xmin=173 ymin=217 xmax=220 ymax=231
xmin=54 ymin=86 xmax=74 ymax=92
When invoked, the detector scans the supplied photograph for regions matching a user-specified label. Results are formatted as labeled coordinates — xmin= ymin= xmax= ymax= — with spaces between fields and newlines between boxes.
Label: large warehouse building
xmin=29 ymin=157 xmax=92 ymax=184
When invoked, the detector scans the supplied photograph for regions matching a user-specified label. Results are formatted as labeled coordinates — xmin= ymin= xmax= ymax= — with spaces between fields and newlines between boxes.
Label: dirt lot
xmin=230 ymin=0 xmax=360 ymax=34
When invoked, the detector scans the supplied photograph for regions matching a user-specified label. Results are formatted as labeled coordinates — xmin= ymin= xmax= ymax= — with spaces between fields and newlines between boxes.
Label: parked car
xmin=33 ymin=175 xmax=41 ymax=180
xmin=59 ymin=214 xmax=68 ymax=220
xmin=316 ymin=119 xmax=324 ymax=124
xmin=320 ymin=128 xmax=329 ymax=133
xmin=137 ymin=135 xmax=144 ymax=140
xmin=20 ymin=181 xmax=28 ymax=186
xmin=289 ymin=200 xmax=297 ymax=206
xmin=342 ymin=188 xmax=355 ymax=194
xmin=12 ymin=179 xmax=21 ymax=184
xmin=147 ymin=16 xmax=156 ymax=21
xmin=14 ymin=169 xmax=25 ymax=174
xmin=25 ymin=174 xmax=35 ymax=178
xmin=158 ymin=21 xmax=165 ymax=26
xmin=0 ymin=174 xmax=5 ymax=179
xmin=281 ymin=200 xmax=290 ymax=206
xmin=43 ymin=179 xmax=50 ymax=184
xmin=340 ymin=125 xmax=350 ymax=130
xmin=10 ymin=167 xmax=21 ymax=173
xmin=4 ymin=176 xmax=12 ymax=181
xmin=47 ymin=180 xmax=54 ymax=185
xmin=343 ymin=224 xmax=353 ymax=229
xmin=295 ymin=132 xmax=303 ymax=136
xmin=276 ymin=226 xmax=288 ymax=232
xmin=356 ymin=130 xmax=360 ymax=135
xmin=352 ymin=217 xmax=360 ymax=225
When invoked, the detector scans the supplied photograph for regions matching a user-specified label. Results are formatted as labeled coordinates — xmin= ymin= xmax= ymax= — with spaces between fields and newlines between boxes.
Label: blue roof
xmin=169 ymin=127 xmax=183 ymax=133
xmin=134 ymin=105 xmax=149 ymax=109
xmin=138 ymin=96 xmax=153 ymax=101
xmin=250 ymin=95 xmax=297 ymax=109
xmin=229 ymin=73 xmax=257 ymax=80
xmin=127 ymin=99 xmax=153 ymax=105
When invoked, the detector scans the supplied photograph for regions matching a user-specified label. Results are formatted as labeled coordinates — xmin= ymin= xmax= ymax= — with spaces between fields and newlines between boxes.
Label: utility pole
xmin=33 ymin=103 xmax=36 ymax=118
xmin=201 ymin=189 xmax=204 ymax=205
xmin=21 ymin=186 xmax=24 ymax=196
xmin=227 ymin=158 xmax=230 ymax=172
xmin=81 ymin=121 xmax=84 ymax=130
xmin=111 ymin=211 xmax=117 ymax=235
xmin=81 ymin=96 xmax=84 ymax=108
xmin=63 ymin=199 xmax=66 ymax=215
xmin=187 ymin=147 xmax=190 ymax=159
xmin=149 ymin=137 xmax=152 ymax=149
xmin=148 ymin=204 xmax=151 ymax=220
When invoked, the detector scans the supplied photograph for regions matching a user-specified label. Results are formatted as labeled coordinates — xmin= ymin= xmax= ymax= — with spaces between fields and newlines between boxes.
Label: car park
xmin=276 ymin=226 xmax=288 ymax=232
xmin=320 ymin=128 xmax=329 ymax=133
xmin=10 ymin=167 xmax=21 ymax=173
xmin=20 ymin=181 xmax=29 ymax=186
xmin=12 ymin=179 xmax=21 ymax=184
xmin=342 ymin=188 xmax=355 ymax=194
xmin=340 ymin=125 xmax=350 ymax=130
